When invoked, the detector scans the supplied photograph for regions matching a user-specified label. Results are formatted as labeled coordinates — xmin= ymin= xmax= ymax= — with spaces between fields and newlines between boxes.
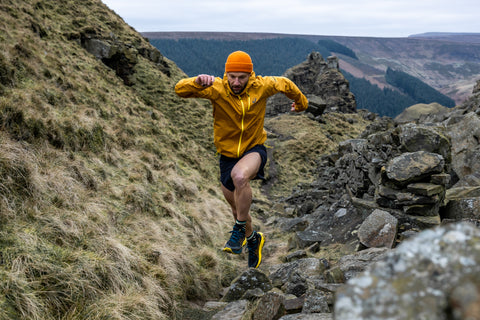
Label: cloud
xmin=102 ymin=0 xmax=480 ymax=37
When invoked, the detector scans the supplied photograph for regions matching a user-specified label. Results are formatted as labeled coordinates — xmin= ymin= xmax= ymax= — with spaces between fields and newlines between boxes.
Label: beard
xmin=230 ymin=83 xmax=246 ymax=94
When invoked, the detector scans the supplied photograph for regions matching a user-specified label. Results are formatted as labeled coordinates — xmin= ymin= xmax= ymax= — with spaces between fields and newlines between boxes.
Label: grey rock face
xmin=335 ymin=222 xmax=480 ymax=320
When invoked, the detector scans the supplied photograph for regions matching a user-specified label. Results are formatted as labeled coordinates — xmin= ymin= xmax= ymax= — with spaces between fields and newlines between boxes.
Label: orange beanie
xmin=225 ymin=51 xmax=253 ymax=73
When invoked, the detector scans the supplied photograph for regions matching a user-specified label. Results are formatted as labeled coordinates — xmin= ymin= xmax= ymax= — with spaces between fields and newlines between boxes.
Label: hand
xmin=195 ymin=74 xmax=215 ymax=87
xmin=291 ymin=102 xmax=298 ymax=112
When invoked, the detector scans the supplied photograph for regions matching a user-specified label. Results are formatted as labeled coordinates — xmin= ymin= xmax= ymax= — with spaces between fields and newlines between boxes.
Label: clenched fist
xmin=195 ymin=74 xmax=215 ymax=87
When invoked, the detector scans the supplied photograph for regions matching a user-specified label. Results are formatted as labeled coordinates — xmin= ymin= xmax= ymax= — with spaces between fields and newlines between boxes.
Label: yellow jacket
xmin=175 ymin=72 xmax=308 ymax=158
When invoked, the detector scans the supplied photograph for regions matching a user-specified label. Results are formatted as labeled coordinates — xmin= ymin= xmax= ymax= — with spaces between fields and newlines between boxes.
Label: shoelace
xmin=229 ymin=225 xmax=244 ymax=243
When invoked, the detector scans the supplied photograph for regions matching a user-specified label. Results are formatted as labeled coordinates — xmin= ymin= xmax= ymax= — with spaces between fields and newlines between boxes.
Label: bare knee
xmin=231 ymin=169 xmax=249 ymax=189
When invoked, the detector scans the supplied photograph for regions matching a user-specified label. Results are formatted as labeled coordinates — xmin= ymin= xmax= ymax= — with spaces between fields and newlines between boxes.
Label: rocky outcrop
xmin=68 ymin=27 xmax=171 ymax=85
xmin=283 ymin=120 xmax=452 ymax=235
xmin=266 ymin=52 xmax=356 ymax=117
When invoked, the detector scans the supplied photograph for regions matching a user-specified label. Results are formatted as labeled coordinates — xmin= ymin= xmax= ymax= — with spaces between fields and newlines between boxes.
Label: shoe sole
xmin=222 ymin=238 xmax=247 ymax=255
xmin=223 ymin=247 xmax=242 ymax=254
xmin=252 ymin=232 xmax=265 ymax=269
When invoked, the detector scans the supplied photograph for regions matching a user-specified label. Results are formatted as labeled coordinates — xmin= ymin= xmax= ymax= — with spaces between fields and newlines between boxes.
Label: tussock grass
xmin=0 ymin=0 xmax=241 ymax=319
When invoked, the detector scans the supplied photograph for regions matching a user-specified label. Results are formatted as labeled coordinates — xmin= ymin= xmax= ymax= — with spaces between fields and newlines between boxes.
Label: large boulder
xmin=335 ymin=222 xmax=480 ymax=320
xmin=394 ymin=102 xmax=450 ymax=124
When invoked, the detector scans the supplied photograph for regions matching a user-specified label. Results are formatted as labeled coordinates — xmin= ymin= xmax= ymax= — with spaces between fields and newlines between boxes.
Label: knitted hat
xmin=225 ymin=51 xmax=253 ymax=73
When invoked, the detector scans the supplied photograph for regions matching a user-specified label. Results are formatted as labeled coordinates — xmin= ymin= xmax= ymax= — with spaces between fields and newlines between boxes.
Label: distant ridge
xmin=408 ymin=32 xmax=480 ymax=43
xmin=141 ymin=31 xmax=403 ymax=42
xmin=143 ymin=31 xmax=480 ymax=43
xmin=143 ymin=31 xmax=330 ymax=42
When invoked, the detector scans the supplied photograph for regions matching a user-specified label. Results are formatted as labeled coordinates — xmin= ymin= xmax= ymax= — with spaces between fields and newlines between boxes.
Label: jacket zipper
xmin=236 ymin=94 xmax=251 ymax=157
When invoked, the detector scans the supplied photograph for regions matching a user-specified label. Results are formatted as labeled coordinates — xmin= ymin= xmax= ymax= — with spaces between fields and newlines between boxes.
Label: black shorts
xmin=220 ymin=144 xmax=267 ymax=192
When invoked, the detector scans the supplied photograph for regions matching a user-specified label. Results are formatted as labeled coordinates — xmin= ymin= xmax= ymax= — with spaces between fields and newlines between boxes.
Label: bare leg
xmin=221 ymin=184 xmax=237 ymax=221
xmin=228 ymin=152 xmax=261 ymax=237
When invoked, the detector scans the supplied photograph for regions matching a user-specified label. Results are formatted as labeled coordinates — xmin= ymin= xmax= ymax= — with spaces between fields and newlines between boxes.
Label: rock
xmin=358 ymin=209 xmax=398 ymax=248
xmin=302 ymin=289 xmax=330 ymax=313
xmin=446 ymin=186 xmax=480 ymax=200
xmin=306 ymin=94 xmax=327 ymax=117
xmin=283 ymin=295 xmax=305 ymax=314
xmin=396 ymin=123 xmax=451 ymax=161
xmin=323 ymin=267 xmax=345 ymax=284
xmin=285 ymin=250 xmax=308 ymax=262
xmin=282 ymin=271 xmax=308 ymax=297
xmin=80 ymin=34 xmax=139 ymax=85
xmin=250 ymin=292 xmax=286 ymax=320
xmin=242 ymin=288 xmax=265 ymax=300
xmin=385 ymin=151 xmax=445 ymax=185
xmin=211 ymin=300 xmax=248 ymax=320
xmin=222 ymin=269 xmax=273 ymax=302
xmin=334 ymin=222 xmax=480 ymax=320
xmin=453 ymin=172 xmax=480 ymax=187
xmin=275 ymin=217 xmax=309 ymax=233
xmin=448 ymin=276 xmax=480 ymax=320
xmin=394 ymin=103 xmax=450 ymax=124
xmin=446 ymin=112 xmax=480 ymax=179
xmin=430 ymin=173 xmax=451 ymax=186
xmin=336 ymin=247 xmax=390 ymax=281
xmin=269 ymin=258 xmax=325 ymax=288
xmin=403 ymin=203 xmax=441 ymax=217
xmin=406 ymin=182 xmax=444 ymax=196
xmin=291 ymin=230 xmax=332 ymax=249
xmin=203 ymin=301 xmax=228 ymax=311
xmin=442 ymin=197 xmax=480 ymax=220
xmin=405 ymin=214 xmax=441 ymax=228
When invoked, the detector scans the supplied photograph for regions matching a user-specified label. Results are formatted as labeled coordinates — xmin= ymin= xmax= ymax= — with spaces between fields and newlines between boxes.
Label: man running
xmin=175 ymin=51 xmax=308 ymax=268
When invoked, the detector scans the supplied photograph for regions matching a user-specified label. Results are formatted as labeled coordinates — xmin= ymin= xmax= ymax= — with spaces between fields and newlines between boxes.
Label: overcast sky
xmin=101 ymin=0 xmax=480 ymax=38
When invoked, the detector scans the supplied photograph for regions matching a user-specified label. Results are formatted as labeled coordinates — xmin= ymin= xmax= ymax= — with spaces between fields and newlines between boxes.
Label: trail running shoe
xmin=223 ymin=224 xmax=246 ymax=254
xmin=247 ymin=232 xmax=265 ymax=268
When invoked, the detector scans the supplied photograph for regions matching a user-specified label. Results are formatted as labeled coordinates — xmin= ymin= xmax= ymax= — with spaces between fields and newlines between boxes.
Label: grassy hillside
xmin=0 ymin=0 xmax=241 ymax=318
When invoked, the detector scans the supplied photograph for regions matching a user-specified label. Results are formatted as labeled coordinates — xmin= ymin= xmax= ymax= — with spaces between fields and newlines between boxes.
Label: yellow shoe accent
xmin=223 ymin=247 xmax=234 ymax=254
xmin=223 ymin=237 xmax=245 ymax=254
xmin=254 ymin=232 xmax=265 ymax=268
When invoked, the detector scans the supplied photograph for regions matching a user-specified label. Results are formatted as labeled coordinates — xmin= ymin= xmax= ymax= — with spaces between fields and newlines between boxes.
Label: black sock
xmin=235 ymin=220 xmax=246 ymax=230
xmin=247 ymin=230 xmax=257 ymax=242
